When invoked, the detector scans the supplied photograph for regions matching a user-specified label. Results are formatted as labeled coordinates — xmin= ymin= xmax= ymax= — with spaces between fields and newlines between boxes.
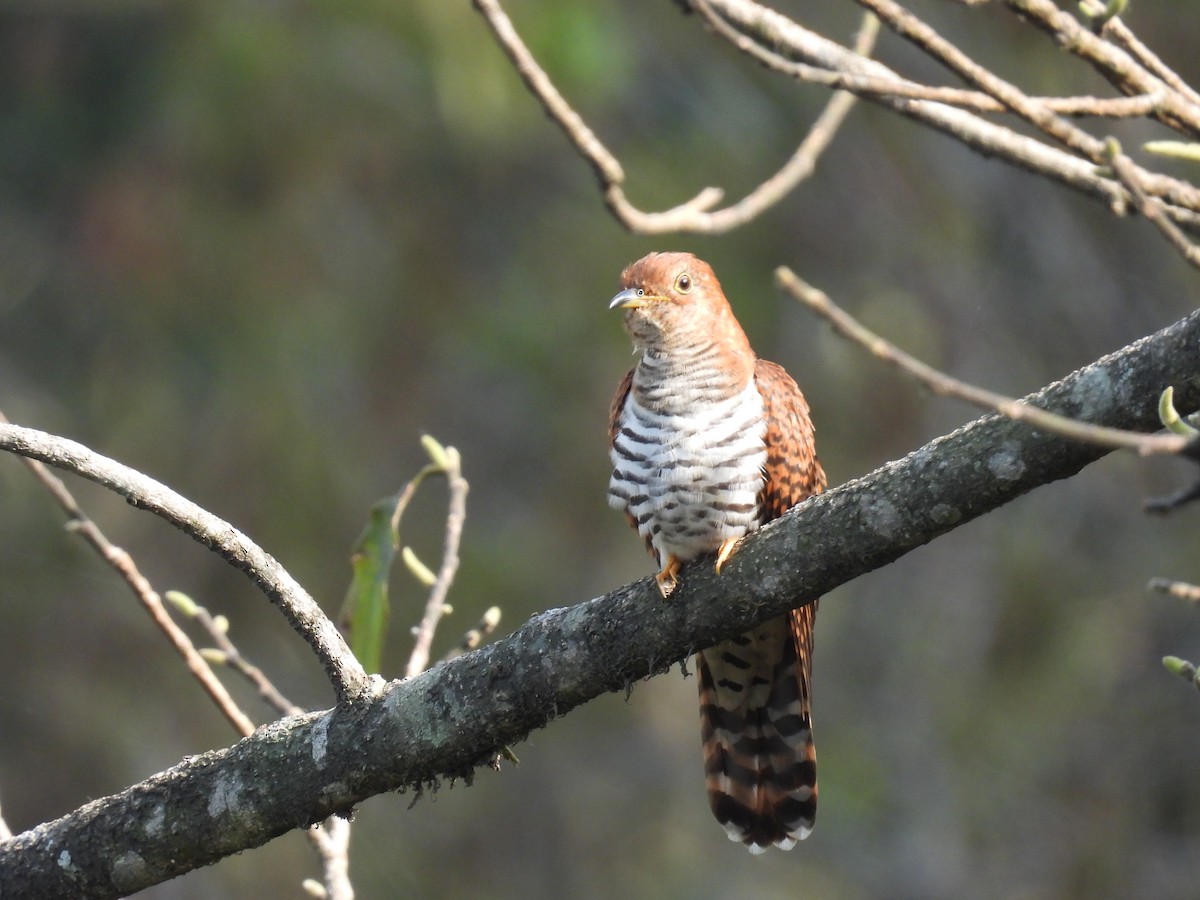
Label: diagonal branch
xmin=776 ymin=268 xmax=1194 ymax=456
xmin=1103 ymin=140 xmax=1200 ymax=272
xmin=3 ymin=305 xmax=1199 ymax=898
xmin=1005 ymin=0 xmax=1200 ymax=134
xmin=0 ymin=411 xmax=262 ymax=736
xmin=694 ymin=0 xmax=1162 ymax=119
xmin=0 ymin=427 xmax=369 ymax=704
xmin=472 ymin=0 xmax=869 ymax=234
xmin=477 ymin=0 xmax=1200 ymax=233
xmin=698 ymin=1 xmax=1200 ymax=228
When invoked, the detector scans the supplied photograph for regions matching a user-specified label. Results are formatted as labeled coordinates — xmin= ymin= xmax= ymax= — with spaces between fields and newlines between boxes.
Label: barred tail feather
xmin=697 ymin=607 xmax=817 ymax=853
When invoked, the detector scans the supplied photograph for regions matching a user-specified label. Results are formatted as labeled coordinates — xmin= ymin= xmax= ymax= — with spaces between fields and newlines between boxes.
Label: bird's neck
xmin=631 ymin=341 xmax=756 ymax=414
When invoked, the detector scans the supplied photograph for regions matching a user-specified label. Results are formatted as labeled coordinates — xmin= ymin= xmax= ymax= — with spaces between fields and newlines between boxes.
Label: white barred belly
xmin=608 ymin=380 xmax=767 ymax=565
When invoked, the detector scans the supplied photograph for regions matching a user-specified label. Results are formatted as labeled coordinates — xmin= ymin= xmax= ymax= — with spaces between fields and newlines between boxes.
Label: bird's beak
xmin=609 ymin=288 xmax=648 ymax=309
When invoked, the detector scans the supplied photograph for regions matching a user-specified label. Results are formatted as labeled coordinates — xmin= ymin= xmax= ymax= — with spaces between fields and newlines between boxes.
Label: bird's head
xmin=610 ymin=252 xmax=752 ymax=361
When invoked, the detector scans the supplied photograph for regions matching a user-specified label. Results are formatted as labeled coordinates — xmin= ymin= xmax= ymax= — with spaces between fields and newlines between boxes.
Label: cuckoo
xmin=607 ymin=251 xmax=825 ymax=853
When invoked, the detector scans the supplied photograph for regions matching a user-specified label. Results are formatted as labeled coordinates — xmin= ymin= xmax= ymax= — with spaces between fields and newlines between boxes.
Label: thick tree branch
xmin=3 ymin=307 xmax=1199 ymax=898
xmin=0 ymin=427 xmax=369 ymax=704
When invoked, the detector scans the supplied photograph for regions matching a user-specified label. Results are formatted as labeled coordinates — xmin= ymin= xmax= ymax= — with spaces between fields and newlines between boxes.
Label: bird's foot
xmin=714 ymin=537 xmax=741 ymax=574
xmin=655 ymin=555 xmax=682 ymax=598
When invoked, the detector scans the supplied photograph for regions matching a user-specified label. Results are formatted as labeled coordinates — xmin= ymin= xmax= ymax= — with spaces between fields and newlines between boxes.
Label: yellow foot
xmin=714 ymin=537 xmax=741 ymax=574
xmin=655 ymin=555 xmax=682 ymax=598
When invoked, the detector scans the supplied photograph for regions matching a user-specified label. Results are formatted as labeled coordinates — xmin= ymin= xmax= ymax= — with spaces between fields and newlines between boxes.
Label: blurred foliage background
xmin=3 ymin=1 xmax=1200 ymax=897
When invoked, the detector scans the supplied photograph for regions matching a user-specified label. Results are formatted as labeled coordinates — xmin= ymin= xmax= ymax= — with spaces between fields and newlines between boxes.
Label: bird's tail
xmin=697 ymin=606 xmax=817 ymax=853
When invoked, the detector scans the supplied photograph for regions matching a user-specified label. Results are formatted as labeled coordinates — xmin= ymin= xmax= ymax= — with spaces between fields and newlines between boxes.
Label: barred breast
xmin=608 ymin=378 xmax=767 ymax=567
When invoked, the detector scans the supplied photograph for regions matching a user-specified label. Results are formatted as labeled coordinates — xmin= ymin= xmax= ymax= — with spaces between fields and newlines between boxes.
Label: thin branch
xmin=471 ymin=0 xmax=721 ymax=231
xmin=0 ymin=412 xmax=258 ymax=735
xmin=1103 ymin=141 xmax=1200 ymax=272
xmin=854 ymin=0 xmax=1148 ymax=171
xmin=304 ymin=818 xmax=353 ymax=900
xmin=478 ymin=0 xmax=1200 ymax=233
xmin=473 ymin=0 xmax=869 ymax=233
xmin=173 ymin=593 xmax=303 ymax=718
xmin=697 ymin=0 xmax=1200 ymax=223
xmin=776 ymin=267 xmax=1192 ymax=457
xmin=696 ymin=0 xmax=1162 ymax=119
xmin=442 ymin=606 xmax=502 ymax=663
xmin=1008 ymin=0 xmax=1200 ymax=133
xmin=1098 ymin=15 xmax=1200 ymax=109
xmin=1144 ymin=475 xmax=1200 ymax=513
xmin=0 ymin=424 xmax=369 ymax=703
xmin=629 ymin=10 xmax=877 ymax=232
xmin=469 ymin=0 xmax=622 ymax=186
xmin=405 ymin=447 xmax=469 ymax=679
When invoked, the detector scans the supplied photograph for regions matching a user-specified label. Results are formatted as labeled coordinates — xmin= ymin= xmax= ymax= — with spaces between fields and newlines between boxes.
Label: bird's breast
xmin=609 ymin=378 xmax=767 ymax=565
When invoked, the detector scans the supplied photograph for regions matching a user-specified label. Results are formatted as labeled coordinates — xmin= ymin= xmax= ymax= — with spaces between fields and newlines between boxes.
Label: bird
xmin=606 ymin=251 xmax=825 ymax=853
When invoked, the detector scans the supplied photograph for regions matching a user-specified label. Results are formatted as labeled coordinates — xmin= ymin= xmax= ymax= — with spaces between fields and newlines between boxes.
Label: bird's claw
xmin=656 ymin=556 xmax=682 ymax=598
xmin=714 ymin=537 xmax=741 ymax=574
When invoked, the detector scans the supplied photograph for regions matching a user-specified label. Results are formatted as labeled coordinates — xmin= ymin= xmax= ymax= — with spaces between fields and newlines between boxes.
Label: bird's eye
xmin=675 ymin=273 xmax=692 ymax=293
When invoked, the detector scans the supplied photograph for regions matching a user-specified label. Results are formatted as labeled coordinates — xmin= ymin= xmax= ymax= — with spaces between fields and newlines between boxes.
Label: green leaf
xmin=340 ymin=493 xmax=403 ymax=674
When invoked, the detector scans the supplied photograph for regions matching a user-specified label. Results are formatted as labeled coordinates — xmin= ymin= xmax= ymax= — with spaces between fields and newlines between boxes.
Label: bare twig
xmin=644 ymin=10 xmax=877 ymax=232
xmin=171 ymin=592 xmax=303 ymax=718
xmin=405 ymin=446 xmax=469 ymax=679
xmin=711 ymin=0 xmax=1200 ymax=220
xmin=1144 ymin=476 xmax=1200 ymax=513
xmin=775 ymin=267 xmax=1191 ymax=456
xmin=477 ymin=0 xmax=1200 ymax=233
xmin=1103 ymin=140 xmax=1200 ymax=271
xmin=473 ymin=0 xmax=871 ymax=233
xmin=696 ymin=0 xmax=1161 ymax=119
xmin=304 ymin=818 xmax=353 ymax=900
xmin=471 ymin=0 xmax=719 ymax=231
xmin=726 ymin=0 xmax=1200 ymax=224
xmin=442 ymin=606 xmax=502 ymax=662
xmin=1016 ymin=0 xmax=1200 ymax=126
xmin=1102 ymin=19 xmax=1200 ymax=110
xmin=0 ymin=412 xmax=258 ymax=735
xmin=854 ymin=0 xmax=1172 ymax=179
xmin=0 ymin=423 xmax=369 ymax=702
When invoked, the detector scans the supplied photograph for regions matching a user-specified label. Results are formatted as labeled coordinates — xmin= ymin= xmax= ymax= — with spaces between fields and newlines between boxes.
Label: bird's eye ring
xmin=675 ymin=273 xmax=692 ymax=293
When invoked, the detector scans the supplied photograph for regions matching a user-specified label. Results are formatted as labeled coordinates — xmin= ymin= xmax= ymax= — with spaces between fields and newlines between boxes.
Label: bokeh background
xmin=3 ymin=1 xmax=1200 ymax=897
